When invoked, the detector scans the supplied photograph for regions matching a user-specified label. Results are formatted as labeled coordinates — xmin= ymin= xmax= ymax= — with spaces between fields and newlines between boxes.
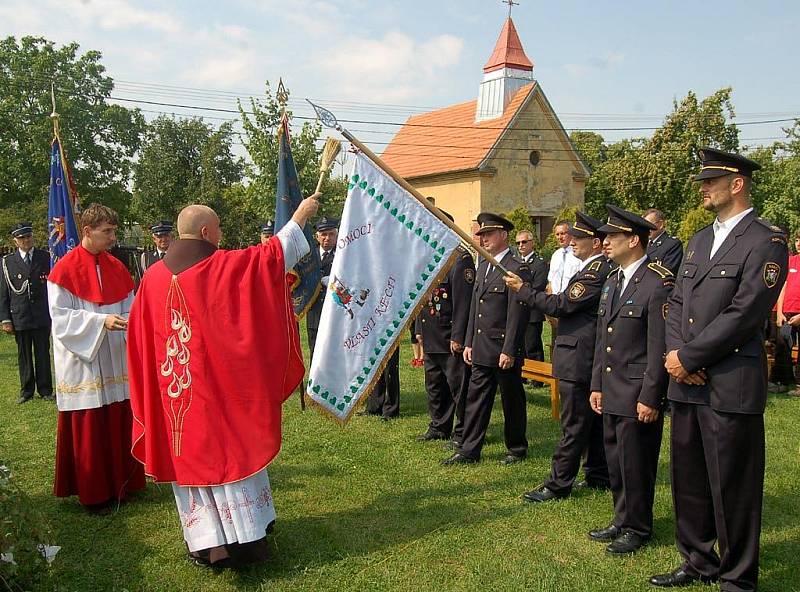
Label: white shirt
xmin=548 ymin=246 xmax=581 ymax=294
xmin=618 ymin=255 xmax=648 ymax=294
xmin=710 ymin=207 xmax=753 ymax=258
xmin=18 ymin=248 xmax=33 ymax=261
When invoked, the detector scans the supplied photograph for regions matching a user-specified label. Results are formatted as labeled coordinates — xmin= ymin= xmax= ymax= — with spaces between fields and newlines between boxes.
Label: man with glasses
xmin=515 ymin=230 xmax=548 ymax=366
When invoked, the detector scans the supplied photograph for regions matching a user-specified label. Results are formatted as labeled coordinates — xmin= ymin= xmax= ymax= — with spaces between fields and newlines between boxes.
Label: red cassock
xmin=128 ymin=239 xmax=304 ymax=486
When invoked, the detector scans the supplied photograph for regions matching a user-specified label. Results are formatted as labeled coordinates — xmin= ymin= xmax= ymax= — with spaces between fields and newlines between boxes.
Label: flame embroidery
xmin=161 ymin=276 xmax=193 ymax=457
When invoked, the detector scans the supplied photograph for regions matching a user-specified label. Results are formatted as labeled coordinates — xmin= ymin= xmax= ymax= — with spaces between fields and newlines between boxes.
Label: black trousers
xmin=524 ymin=321 xmax=544 ymax=361
xmin=307 ymin=326 xmax=318 ymax=359
xmin=670 ymin=402 xmax=764 ymax=592
xmin=603 ymin=413 xmax=663 ymax=537
xmin=365 ymin=348 xmax=400 ymax=418
xmin=15 ymin=327 xmax=52 ymax=398
xmin=452 ymin=359 xmax=471 ymax=445
xmin=544 ymin=380 xmax=608 ymax=494
xmin=459 ymin=363 xmax=527 ymax=460
xmin=422 ymin=352 xmax=467 ymax=437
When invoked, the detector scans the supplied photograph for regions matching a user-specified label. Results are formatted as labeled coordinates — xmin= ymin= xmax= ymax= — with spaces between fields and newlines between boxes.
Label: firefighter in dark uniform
xmin=650 ymin=149 xmax=788 ymax=591
xmin=643 ymin=208 xmax=684 ymax=276
xmin=140 ymin=220 xmax=173 ymax=272
xmin=259 ymin=220 xmax=274 ymax=245
xmin=306 ymin=216 xmax=338 ymax=357
xmin=0 ymin=222 xmax=53 ymax=403
xmin=414 ymin=210 xmax=476 ymax=442
xmin=504 ymin=212 xmax=612 ymax=502
xmin=588 ymin=205 xmax=672 ymax=555
xmin=442 ymin=212 xmax=532 ymax=465
xmin=514 ymin=230 xmax=549 ymax=364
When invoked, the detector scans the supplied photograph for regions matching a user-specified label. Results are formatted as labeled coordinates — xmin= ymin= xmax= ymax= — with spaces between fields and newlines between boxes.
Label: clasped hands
xmin=664 ymin=350 xmax=706 ymax=385
xmin=590 ymin=391 xmax=659 ymax=423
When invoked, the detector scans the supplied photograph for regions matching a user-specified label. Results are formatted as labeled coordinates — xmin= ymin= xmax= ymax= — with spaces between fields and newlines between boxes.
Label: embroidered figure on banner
xmin=330 ymin=275 xmax=370 ymax=319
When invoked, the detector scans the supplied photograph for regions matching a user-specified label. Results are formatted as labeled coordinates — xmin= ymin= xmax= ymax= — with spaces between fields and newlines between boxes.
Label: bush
xmin=0 ymin=462 xmax=56 ymax=591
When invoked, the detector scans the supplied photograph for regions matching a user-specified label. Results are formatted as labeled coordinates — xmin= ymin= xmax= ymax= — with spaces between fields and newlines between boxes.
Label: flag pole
xmin=278 ymin=80 xmax=308 ymax=412
xmin=306 ymin=100 xmax=510 ymax=275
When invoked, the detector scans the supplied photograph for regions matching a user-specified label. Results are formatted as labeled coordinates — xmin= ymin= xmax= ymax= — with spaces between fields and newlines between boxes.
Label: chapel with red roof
xmin=382 ymin=14 xmax=589 ymax=239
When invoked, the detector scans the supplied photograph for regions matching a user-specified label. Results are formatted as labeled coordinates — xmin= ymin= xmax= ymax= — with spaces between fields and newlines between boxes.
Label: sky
xmin=2 ymin=0 xmax=798 ymax=159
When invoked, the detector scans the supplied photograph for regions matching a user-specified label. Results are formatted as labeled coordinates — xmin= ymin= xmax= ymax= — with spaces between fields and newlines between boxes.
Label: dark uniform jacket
xmin=415 ymin=247 xmax=475 ymax=354
xmin=516 ymin=255 xmax=612 ymax=383
xmin=666 ymin=213 xmax=788 ymax=414
xmin=0 ymin=248 xmax=51 ymax=331
xmin=647 ymin=232 xmax=683 ymax=276
xmin=306 ymin=247 xmax=335 ymax=331
xmin=591 ymin=259 xmax=673 ymax=417
xmin=465 ymin=251 xmax=532 ymax=367
xmin=520 ymin=253 xmax=549 ymax=323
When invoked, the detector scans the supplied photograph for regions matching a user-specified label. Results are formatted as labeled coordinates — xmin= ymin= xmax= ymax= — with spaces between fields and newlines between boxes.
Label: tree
xmin=751 ymin=121 xmax=800 ymax=235
xmin=0 ymin=36 xmax=145 ymax=235
xmin=130 ymin=115 xmax=244 ymax=235
xmin=571 ymin=88 xmax=740 ymax=234
xmin=238 ymin=82 xmax=348 ymax=223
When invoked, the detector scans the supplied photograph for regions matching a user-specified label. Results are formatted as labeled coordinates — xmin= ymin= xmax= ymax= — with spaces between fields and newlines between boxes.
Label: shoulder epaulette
xmin=647 ymin=261 xmax=673 ymax=279
xmin=755 ymin=217 xmax=785 ymax=234
xmin=587 ymin=259 xmax=603 ymax=272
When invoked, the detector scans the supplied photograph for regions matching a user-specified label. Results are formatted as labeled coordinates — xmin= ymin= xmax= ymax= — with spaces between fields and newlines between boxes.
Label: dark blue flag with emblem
xmin=47 ymin=137 xmax=80 ymax=268
xmin=274 ymin=117 xmax=322 ymax=318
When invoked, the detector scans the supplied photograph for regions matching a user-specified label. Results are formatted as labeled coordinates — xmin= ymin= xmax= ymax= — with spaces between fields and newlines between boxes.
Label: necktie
xmin=23 ymin=252 xmax=31 ymax=266
xmin=323 ymin=250 xmax=333 ymax=265
xmin=612 ymin=270 xmax=623 ymax=309
xmin=158 ymin=251 xmax=165 ymax=260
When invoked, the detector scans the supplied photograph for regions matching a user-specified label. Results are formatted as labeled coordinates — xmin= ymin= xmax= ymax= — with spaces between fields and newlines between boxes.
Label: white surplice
xmin=48 ymin=274 xmax=133 ymax=412
xmin=171 ymin=219 xmax=309 ymax=551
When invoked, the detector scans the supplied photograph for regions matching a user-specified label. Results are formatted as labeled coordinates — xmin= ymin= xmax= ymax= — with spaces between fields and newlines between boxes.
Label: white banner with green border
xmin=307 ymin=153 xmax=461 ymax=423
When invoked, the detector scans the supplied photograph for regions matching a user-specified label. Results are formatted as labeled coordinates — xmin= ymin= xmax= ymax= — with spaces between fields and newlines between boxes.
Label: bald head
xmin=177 ymin=204 xmax=222 ymax=246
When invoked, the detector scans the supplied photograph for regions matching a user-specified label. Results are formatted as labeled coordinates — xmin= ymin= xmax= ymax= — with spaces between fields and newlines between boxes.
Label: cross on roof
xmin=503 ymin=0 xmax=519 ymax=17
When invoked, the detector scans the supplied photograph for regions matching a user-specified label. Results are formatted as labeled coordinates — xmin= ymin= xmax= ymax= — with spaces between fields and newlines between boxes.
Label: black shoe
xmin=649 ymin=566 xmax=717 ymax=587
xmin=441 ymin=453 xmax=477 ymax=466
xmin=416 ymin=430 xmax=449 ymax=442
xmin=575 ymin=479 xmax=611 ymax=491
xmin=17 ymin=393 xmax=33 ymax=404
xmin=522 ymin=485 xmax=568 ymax=503
xmin=606 ymin=531 xmax=649 ymax=555
xmin=499 ymin=454 xmax=525 ymax=465
xmin=39 ymin=393 xmax=54 ymax=401
xmin=588 ymin=524 xmax=621 ymax=542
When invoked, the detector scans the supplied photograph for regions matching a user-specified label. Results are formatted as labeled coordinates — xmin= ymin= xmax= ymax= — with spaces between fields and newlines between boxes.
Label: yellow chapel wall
xmin=408 ymin=174 xmax=484 ymax=235
xmin=480 ymin=91 xmax=586 ymax=229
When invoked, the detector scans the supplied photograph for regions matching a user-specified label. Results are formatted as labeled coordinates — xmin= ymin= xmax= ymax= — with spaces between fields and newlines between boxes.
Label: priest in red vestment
xmin=48 ymin=203 xmax=146 ymax=509
xmin=128 ymin=195 xmax=319 ymax=567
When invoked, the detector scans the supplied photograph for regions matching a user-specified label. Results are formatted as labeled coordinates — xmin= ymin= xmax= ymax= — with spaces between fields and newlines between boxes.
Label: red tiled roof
xmin=381 ymin=83 xmax=536 ymax=180
xmin=483 ymin=17 xmax=533 ymax=73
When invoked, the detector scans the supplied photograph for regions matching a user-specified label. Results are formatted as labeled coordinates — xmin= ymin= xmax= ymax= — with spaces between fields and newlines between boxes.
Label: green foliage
xmin=238 ymin=82 xmax=348 ymax=224
xmin=0 ymin=36 xmax=145 ymax=233
xmin=676 ymin=205 xmax=715 ymax=245
xmin=0 ymin=462 xmax=55 ymax=590
xmin=503 ymin=205 xmax=535 ymax=247
xmin=130 ymin=115 xmax=244 ymax=242
xmin=571 ymin=88 xmax=740 ymax=235
xmin=751 ymin=121 xmax=800 ymax=236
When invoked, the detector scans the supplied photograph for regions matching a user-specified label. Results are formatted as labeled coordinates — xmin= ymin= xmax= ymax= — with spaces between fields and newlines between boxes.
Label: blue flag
xmin=47 ymin=138 xmax=80 ymax=267
xmin=274 ymin=119 xmax=322 ymax=318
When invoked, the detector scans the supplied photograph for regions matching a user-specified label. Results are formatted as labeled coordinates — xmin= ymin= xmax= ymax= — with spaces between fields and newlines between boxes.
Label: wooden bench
xmin=521 ymin=359 xmax=560 ymax=420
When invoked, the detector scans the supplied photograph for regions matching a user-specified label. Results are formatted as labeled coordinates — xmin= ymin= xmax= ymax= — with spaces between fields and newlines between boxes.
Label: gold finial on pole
xmin=276 ymin=77 xmax=289 ymax=115
xmin=50 ymin=81 xmax=60 ymax=137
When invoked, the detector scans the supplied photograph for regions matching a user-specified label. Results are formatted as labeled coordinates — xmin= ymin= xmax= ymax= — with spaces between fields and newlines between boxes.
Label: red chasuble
xmin=48 ymin=245 xmax=134 ymax=304
xmin=128 ymin=239 xmax=304 ymax=486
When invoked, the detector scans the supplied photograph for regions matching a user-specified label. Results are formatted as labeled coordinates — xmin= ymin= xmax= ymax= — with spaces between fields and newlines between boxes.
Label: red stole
xmin=49 ymin=245 xmax=134 ymax=305
xmin=128 ymin=239 xmax=304 ymax=485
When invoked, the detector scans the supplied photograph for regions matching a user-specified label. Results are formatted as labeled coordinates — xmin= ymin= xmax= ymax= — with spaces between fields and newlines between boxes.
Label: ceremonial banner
xmin=275 ymin=118 xmax=322 ymax=318
xmin=307 ymin=153 xmax=461 ymax=422
xmin=47 ymin=137 xmax=80 ymax=268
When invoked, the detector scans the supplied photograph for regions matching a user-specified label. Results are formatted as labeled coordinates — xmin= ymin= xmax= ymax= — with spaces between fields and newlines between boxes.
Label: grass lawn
xmin=1 ymin=327 xmax=799 ymax=592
